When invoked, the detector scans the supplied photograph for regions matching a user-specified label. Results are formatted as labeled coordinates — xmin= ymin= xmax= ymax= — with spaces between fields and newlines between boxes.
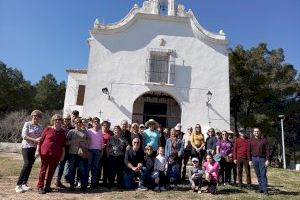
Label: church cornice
xmin=90 ymin=1 xmax=228 ymax=45
xmin=66 ymin=69 xmax=87 ymax=74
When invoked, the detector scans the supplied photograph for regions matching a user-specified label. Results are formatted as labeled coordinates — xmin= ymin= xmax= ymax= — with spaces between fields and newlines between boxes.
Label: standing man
xmin=248 ymin=127 xmax=270 ymax=195
xmin=121 ymin=120 xmax=132 ymax=145
xmin=71 ymin=110 xmax=80 ymax=126
xmin=233 ymin=128 xmax=251 ymax=188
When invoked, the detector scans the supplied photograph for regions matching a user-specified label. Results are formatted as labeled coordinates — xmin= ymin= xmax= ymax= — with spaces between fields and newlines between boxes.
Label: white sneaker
xmin=15 ymin=185 xmax=24 ymax=193
xmin=21 ymin=184 xmax=30 ymax=191
xmin=154 ymin=186 xmax=159 ymax=191
xmin=160 ymin=186 xmax=166 ymax=191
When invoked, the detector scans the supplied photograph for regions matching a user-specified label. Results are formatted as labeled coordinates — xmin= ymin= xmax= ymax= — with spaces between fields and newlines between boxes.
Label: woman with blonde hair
xmin=15 ymin=110 xmax=43 ymax=193
xmin=191 ymin=124 xmax=205 ymax=165
xmin=36 ymin=114 xmax=66 ymax=194
xmin=130 ymin=122 xmax=143 ymax=148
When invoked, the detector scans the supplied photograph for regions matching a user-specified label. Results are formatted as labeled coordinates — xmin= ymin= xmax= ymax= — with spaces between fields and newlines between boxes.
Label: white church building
xmin=63 ymin=0 xmax=230 ymax=132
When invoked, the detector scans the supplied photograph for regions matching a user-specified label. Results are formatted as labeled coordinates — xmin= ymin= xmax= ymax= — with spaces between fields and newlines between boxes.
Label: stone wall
xmin=0 ymin=142 xmax=21 ymax=153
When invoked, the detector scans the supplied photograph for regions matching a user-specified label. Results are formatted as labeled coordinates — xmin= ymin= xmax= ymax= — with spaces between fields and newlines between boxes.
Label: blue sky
xmin=0 ymin=0 xmax=299 ymax=83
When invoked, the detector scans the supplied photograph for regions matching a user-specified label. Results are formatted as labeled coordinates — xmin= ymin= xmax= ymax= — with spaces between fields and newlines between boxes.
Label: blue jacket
xmin=165 ymin=138 xmax=184 ymax=159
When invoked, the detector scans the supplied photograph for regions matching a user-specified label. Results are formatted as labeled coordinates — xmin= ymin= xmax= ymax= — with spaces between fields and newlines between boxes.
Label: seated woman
xmin=202 ymin=153 xmax=219 ymax=194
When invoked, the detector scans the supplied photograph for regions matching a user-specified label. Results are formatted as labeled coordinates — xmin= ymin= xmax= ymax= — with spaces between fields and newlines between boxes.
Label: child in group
xmin=139 ymin=145 xmax=155 ymax=190
xmin=189 ymin=157 xmax=204 ymax=193
xmin=153 ymin=147 xmax=167 ymax=192
xmin=165 ymin=154 xmax=180 ymax=190
xmin=202 ymin=153 xmax=219 ymax=194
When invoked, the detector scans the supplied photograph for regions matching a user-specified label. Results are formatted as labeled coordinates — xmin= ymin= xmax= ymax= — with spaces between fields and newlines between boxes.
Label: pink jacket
xmin=202 ymin=161 xmax=219 ymax=181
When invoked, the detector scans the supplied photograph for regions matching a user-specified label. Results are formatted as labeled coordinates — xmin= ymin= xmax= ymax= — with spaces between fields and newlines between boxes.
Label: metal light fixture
xmin=278 ymin=114 xmax=286 ymax=169
xmin=206 ymin=90 xmax=213 ymax=105
xmin=102 ymin=87 xmax=110 ymax=99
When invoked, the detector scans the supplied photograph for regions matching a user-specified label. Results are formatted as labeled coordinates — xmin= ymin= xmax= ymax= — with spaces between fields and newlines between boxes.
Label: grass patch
xmin=0 ymin=153 xmax=299 ymax=200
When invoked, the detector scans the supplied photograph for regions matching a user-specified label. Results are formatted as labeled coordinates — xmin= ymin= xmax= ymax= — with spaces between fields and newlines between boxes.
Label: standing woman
xmin=107 ymin=125 xmax=127 ymax=188
xmin=97 ymin=120 xmax=113 ymax=187
xmin=216 ymin=131 xmax=233 ymax=185
xmin=67 ymin=118 xmax=89 ymax=193
xmin=165 ymin=128 xmax=184 ymax=181
xmin=143 ymin=119 xmax=160 ymax=156
xmin=36 ymin=114 xmax=66 ymax=194
xmin=191 ymin=124 xmax=205 ymax=164
xmin=15 ymin=110 xmax=43 ymax=193
xmin=87 ymin=117 xmax=103 ymax=189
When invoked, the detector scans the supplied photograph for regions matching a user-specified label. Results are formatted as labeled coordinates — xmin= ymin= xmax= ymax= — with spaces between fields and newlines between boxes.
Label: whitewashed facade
xmin=63 ymin=0 xmax=230 ymax=132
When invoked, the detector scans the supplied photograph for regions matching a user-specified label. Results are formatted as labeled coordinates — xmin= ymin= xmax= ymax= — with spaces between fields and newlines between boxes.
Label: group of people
xmin=15 ymin=109 xmax=270 ymax=196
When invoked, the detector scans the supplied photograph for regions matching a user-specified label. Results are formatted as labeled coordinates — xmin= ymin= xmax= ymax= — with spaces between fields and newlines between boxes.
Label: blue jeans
xmin=68 ymin=154 xmax=89 ymax=189
xmin=252 ymin=156 xmax=268 ymax=193
xmin=140 ymin=167 xmax=156 ymax=188
xmin=88 ymin=149 xmax=102 ymax=185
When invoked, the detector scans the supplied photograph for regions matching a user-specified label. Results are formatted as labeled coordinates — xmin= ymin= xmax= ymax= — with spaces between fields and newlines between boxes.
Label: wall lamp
xmin=206 ymin=90 xmax=213 ymax=105
xmin=102 ymin=87 xmax=111 ymax=99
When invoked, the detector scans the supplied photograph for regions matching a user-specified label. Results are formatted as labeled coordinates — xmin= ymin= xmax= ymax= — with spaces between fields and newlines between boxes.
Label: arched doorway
xmin=132 ymin=91 xmax=181 ymax=128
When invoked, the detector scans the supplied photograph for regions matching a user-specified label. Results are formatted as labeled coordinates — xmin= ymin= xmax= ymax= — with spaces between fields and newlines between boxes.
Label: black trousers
xmin=219 ymin=157 xmax=232 ymax=184
xmin=207 ymin=180 xmax=217 ymax=194
xmin=17 ymin=147 xmax=36 ymax=185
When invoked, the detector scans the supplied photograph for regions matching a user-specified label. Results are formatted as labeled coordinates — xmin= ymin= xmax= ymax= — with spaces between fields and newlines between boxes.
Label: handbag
xmin=78 ymin=147 xmax=89 ymax=159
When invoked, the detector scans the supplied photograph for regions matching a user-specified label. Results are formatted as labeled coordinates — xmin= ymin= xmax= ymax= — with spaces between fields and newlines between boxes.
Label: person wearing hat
xmin=15 ymin=110 xmax=43 ymax=193
xmin=189 ymin=157 xmax=204 ymax=193
xmin=233 ymin=128 xmax=251 ymax=188
xmin=55 ymin=114 xmax=75 ymax=188
xmin=36 ymin=114 xmax=66 ymax=194
xmin=139 ymin=124 xmax=145 ymax=134
xmin=174 ymin=123 xmax=184 ymax=140
xmin=143 ymin=119 xmax=160 ymax=155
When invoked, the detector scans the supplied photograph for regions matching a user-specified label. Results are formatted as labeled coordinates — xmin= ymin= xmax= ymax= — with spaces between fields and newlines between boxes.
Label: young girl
xmin=189 ymin=157 xmax=204 ymax=193
xmin=202 ymin=153 xmax=219 ymax=194
xmin=139 ymin=145 xmax=155 ymax=190
xmin=154 ymin=147 xmax=167 ymax=192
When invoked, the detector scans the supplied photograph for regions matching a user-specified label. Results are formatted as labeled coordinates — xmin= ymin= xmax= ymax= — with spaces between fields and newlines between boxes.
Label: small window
xmin=76 ymin=85 xmax=85 ymax=105
xmin=159 ymin=2 xmax=168 ymax=15
xmin=146 ymin=49 xmax=175 ymax=84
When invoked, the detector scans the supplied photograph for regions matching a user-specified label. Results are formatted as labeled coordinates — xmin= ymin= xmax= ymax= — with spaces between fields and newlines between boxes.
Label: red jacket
xmin=233 ymin=137 xmax=249 ymax=160
xmin=40 ymin=127 xmax=66 ymax=158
